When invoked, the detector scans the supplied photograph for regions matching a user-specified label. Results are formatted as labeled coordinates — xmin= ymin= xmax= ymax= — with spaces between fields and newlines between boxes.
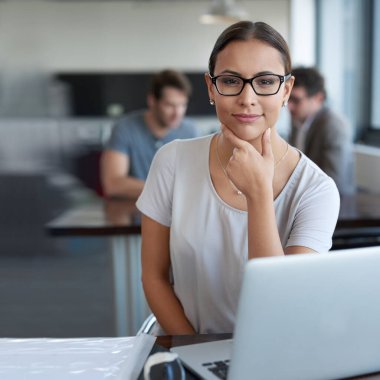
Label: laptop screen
xmin=173 ymin=247 xmax=380 ymax=380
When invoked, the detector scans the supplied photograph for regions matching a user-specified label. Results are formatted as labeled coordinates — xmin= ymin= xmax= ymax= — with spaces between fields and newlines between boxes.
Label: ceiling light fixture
xmin=199 ymin=0 xmax=249 ymax=25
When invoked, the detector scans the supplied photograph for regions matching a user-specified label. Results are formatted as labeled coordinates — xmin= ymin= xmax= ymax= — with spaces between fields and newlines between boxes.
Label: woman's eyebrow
xmin=217 ymin=69 xmax=278 ymax=77
xmin=217 ymin=69 xmax=241 ymax=76
xmin=254 ymin=70 xmax=277 ymax=76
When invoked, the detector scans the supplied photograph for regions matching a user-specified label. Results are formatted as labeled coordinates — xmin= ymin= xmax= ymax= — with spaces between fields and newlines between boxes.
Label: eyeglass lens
xmin=215 ymin=74 xmax=282 ymax=96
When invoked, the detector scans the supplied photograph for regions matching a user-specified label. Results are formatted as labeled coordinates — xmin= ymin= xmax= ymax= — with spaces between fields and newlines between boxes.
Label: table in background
xmin=46 ymin=198 xmax=149 ymax=336
xmin=334 ymin=192 xmax=380 ymax=249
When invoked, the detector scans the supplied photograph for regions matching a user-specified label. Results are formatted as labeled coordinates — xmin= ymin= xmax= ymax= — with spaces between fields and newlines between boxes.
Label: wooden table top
xmin=46 ymin=198 xmax=141 ymax=236
xmin=46 ymin=192 xmax=380 ymax=237
xmin=337 ymin=192 xmax=380 ymax=228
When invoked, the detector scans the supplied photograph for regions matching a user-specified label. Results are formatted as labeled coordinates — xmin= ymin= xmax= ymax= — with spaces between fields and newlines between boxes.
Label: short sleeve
xmin=105 ymin=121 xmax=130 ymax=155
xmin=286 ymin=177 xmax=340 ymax=252
xmin=136 ymin=141 xmax=177 ymax=227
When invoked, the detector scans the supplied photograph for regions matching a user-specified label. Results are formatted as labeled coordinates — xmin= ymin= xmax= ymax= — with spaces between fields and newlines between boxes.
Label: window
xmin=316 ymin=0 xmax=375 ymax=143
xmin=371 ymin=0 xmax=380 ymax=129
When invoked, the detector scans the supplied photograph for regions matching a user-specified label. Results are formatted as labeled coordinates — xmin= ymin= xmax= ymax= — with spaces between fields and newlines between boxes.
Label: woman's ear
xmin=283 ymin=75 xmax=295 ymax=103
xmin=204 ymin=73 xmax=215 ymax=102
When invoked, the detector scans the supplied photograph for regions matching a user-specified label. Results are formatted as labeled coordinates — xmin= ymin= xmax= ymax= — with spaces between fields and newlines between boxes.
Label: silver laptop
xmin=171 ymin=246 xmax=380 ymax=380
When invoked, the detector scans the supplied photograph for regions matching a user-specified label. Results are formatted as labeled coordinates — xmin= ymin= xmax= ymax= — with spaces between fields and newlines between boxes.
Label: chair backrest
xmin=137 ymin=314 xmax=157 ymax=335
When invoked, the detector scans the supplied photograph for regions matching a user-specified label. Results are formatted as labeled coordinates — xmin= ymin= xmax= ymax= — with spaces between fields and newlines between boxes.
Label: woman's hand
xmin=221 ymin=124 xmax=274 ymax=199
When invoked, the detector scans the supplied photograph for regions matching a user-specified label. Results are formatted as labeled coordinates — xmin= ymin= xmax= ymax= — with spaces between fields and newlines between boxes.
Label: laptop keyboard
xmin=202 ymin=359 xmax=230 ymax=379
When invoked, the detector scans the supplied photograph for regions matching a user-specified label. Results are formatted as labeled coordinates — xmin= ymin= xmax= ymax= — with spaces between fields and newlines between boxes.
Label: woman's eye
xmin=221 ymin=77 xmax=241 ymax=85
xmin=255 ymin=76 xmax=277 ymax=87
xmin=258 ymin=79 xmax=274 ymax=86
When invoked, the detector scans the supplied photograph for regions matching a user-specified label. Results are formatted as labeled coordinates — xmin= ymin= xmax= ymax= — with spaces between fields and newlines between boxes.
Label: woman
xmin=136 ymin=21 xmax=340 ymax=335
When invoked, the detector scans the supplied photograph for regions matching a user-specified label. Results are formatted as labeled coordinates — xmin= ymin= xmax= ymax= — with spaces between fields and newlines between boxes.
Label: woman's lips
xmin=233 ymin=113 xmax=262 ymax=123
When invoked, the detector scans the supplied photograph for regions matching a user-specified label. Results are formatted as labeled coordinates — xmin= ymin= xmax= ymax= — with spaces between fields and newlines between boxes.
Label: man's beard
xmin=156 ymin=113 xmax=177 ymax=129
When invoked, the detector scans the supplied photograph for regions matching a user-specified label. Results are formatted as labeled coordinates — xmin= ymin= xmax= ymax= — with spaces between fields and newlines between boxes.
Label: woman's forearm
xmin=143 ymin=276 xmax=196 ymax=335
xmin=246 ymin=192 xmax=284 ymax=259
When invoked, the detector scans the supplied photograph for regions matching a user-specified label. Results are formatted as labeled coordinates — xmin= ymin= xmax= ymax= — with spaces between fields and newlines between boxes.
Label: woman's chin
xmin=226 ymin=125 xmax=266 ymax=141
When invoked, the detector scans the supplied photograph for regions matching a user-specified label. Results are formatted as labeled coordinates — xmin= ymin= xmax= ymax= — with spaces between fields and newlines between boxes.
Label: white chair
xmin=137 ymin=313 xmax=157 ymax=335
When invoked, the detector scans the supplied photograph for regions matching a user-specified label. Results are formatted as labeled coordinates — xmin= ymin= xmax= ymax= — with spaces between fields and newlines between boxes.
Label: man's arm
xmin=100 ymin=150 xmax=145 ymax=199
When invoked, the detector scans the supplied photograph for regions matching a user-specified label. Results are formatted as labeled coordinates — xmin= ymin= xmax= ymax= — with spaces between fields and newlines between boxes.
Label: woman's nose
xmin=238 ymin=82 xmax=258 ymax=105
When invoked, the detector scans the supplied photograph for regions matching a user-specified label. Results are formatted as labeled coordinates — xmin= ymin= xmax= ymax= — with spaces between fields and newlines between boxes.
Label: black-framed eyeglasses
xmin=210 ymin=73 xmax=292 ymax=96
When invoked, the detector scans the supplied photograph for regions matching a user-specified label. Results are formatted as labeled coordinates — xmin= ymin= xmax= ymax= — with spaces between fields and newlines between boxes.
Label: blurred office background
xmin=0 ymin=0 xmax=379 ymax=337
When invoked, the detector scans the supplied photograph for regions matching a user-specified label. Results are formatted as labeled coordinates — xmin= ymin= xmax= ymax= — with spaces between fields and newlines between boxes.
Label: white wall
xmin=289 ymin=0 xmax=316 ymax=66
xmin=0 ymin=0 xmax=290 ymax=73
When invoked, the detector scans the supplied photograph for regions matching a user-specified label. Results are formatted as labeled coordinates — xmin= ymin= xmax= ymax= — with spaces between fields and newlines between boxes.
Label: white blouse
xmin=136 ymin=134 xmax=340 ymax=333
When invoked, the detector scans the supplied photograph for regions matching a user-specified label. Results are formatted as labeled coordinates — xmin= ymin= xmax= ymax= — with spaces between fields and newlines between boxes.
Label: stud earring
xmin=282 ymin=100 xmax=288 ymax=107
xmin=209 ymin=99 xmax=215 ymax=106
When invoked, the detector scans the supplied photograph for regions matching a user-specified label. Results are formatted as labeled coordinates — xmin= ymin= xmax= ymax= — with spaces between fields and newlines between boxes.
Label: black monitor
xmin=56 ymin=72 xmax=213 ymax=117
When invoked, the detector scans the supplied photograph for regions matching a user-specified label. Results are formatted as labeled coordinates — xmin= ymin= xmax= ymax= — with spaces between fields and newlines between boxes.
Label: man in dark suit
xmin=288 ymin=67 xmax=355 ymax=195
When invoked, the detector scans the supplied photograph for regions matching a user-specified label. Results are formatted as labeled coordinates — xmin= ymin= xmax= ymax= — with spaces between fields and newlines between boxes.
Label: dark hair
xmin=292 ymin=67 xmax=326 ymax=99
xmin=208 ymin=21 xmax=292 ymax=76
xmin=150 ymin=69 xmax=192 ymax=99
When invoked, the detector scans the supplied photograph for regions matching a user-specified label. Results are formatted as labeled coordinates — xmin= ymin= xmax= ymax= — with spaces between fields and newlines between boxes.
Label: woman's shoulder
xmin=157 ymin=133 xmax=214 ymax=156
xmin=299 ymin=152 xmax=333 ymax=178
xmin=151 ymin=134 xmax=214 ymax=171
xmin=287 ymin=151 xmax=339 ymax=195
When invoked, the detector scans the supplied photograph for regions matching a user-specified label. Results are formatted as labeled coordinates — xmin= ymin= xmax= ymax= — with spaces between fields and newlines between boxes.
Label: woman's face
xmin=206 ymin=39 xmax=294 ymax=142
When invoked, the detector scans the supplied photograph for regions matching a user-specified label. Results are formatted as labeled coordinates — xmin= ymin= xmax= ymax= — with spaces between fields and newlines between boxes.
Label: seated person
xmin=288 ymin=66 xmax=356 ymax=195
xmin=136 ymin=21 xmax=340 ymax=335
xmin=101 ymin=69 xmax=197 ymax=199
